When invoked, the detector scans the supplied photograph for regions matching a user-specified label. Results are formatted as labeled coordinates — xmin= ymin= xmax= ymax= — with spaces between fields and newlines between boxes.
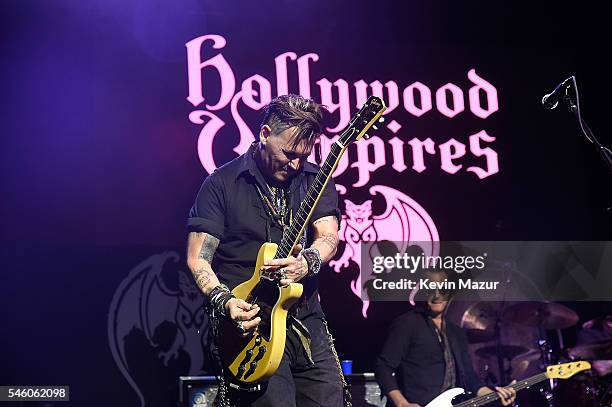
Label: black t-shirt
xmin=187 ymin=143 xmax=340 ymax=319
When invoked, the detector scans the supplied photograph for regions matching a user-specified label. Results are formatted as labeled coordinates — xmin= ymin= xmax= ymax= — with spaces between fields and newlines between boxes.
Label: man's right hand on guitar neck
xmin=226 ymin=298 xmax=261 ymax=337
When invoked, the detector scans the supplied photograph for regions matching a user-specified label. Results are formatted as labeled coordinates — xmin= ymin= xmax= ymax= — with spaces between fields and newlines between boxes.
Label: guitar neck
xmin=274 ymin=142 xmax=344 ymax=259
xmin=455 ymin=372 xmax=548 ymax=407
xmin=272 ymin=94 xmax=386 ymax=259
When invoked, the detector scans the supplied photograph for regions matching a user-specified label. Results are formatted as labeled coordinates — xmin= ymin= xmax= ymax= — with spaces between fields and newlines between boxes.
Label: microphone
xmin=542 ymin=77 xmax=574 ymax=110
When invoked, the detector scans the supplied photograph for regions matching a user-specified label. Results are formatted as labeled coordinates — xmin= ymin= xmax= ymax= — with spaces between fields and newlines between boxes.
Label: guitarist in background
xmin=375 ymin=270 xmax=516 ymax=407
xmin=187 ymin=94 xmax=345 ymax=406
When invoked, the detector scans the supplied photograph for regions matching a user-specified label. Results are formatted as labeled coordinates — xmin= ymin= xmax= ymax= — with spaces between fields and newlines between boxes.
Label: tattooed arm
xmin=311 ymin=215 xmax=340 ymax=263
xmin=187 ymin=231 xmax=261 ymax=331
xmin=186 ymin=231 xmax=221 ymax=296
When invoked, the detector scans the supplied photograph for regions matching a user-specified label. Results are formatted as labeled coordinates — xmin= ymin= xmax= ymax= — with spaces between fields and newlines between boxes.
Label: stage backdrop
xmin=1 ymin=1 xmax=610 ymax=406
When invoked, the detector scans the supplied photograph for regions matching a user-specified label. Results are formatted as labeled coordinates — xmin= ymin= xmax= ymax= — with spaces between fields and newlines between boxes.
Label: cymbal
xmin=475 ymin=344 xmax=529 ymax=360
xmin=461 ymin=301 xmax=505 ymax=331
xmin=502 ymin=301 xmax=578 ymax=329
xmin=511 ymin=348 xmax=541 ymax=378
xmin=466 ymin=329 xmax=497 ymax=344
xmin=568 ymin=340 xmax=612 ymax=360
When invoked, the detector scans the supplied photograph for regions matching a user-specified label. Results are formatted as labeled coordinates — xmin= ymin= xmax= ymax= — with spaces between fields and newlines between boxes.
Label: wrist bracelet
xmin=301 ymin=247 xmax=322 ymax=276
xmin=209 ymin=284 xmax=235 ymax=317
xmin=219 ymin=292 xmax=235 ymax=314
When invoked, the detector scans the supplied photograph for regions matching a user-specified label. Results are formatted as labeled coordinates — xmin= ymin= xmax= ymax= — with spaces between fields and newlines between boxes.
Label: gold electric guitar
xmin=217 ymin=96 xmax=386 ymax=384
xmin=425 ymin=361 xmax=592 ymax=407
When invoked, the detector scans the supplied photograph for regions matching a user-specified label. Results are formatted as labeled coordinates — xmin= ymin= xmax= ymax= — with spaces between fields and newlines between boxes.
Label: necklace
xmin=255 ymin=182 xmax=291 ymax=230
xmin=252 ymin=145 xmax=291 ymax=229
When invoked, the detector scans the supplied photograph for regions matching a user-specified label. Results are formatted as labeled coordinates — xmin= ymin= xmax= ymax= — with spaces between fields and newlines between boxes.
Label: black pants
xmin=226 ymin=317 xmax=344 ymax=407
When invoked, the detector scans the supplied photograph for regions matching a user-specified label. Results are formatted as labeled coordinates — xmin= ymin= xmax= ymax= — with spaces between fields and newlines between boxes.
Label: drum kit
xmin=458 ymin=301 xmax=611 ymax=406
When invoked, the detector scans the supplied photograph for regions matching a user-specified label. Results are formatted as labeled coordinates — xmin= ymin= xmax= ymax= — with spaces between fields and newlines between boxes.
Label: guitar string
xmin=248 ymin=144 xmax=341 ymax=308
xmin=455 ymin=372 xmax=549 ymax=407
xmin=274 ymin=116 xmax=367 ymax=257
xmin=275 ymin=147 xmax=341 ymax=259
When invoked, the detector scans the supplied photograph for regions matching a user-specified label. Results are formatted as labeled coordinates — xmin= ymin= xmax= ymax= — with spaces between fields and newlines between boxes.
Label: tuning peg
xmin=372 ymin=125 xmax=378 ymax=130
xmin=363 ymin=134 xmax=370 ymax=139
xmin=378 ymin=117 xmax=385 ymax=123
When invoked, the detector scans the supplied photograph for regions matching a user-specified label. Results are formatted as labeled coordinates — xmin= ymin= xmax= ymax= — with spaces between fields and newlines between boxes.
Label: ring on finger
xmin=236 ymin=320 xmax=246 ymax=333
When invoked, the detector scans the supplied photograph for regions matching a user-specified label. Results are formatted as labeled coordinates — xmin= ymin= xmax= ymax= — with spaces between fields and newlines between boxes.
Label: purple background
xmin=1 ymin=0 xmax=611 ymax=405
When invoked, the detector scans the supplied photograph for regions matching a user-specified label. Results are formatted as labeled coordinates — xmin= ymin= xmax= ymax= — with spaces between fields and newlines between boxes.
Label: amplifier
xmin=179 ymin=376 xmax=217 ymax=407
xmin=179 ymin=373 xmax=387 ymax=407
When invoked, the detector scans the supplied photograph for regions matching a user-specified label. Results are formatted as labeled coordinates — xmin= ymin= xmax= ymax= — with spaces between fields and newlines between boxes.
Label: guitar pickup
xmin=237 ymin=365 xmax=246 ymax=378
xmin=237 ymin=343 xmax=258 ymax=378
xmin=243 ymin=346 xmax=267 ymax=380
xmin=254 ymin=345 xmax=266 ymax=361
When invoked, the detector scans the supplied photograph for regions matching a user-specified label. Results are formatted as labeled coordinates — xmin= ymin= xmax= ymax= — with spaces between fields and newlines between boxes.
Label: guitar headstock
xmin=338 ymin=96 xmax=386 ymax=146
xmin=545 ymin=361 xmax=591 ymax=379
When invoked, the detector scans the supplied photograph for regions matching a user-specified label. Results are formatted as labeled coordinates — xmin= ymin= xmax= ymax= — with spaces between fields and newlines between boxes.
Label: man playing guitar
xmin=187 ymin=94 xmax=345 ymax=406
xmin=375 ymin=270 xmax=517 ymax=407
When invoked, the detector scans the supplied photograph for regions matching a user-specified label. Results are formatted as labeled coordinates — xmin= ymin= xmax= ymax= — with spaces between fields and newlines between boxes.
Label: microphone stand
xmin=562 ymin=76 xmax=612 ymax=171
xmin=554 ymin=76 xmax=612 ymax=216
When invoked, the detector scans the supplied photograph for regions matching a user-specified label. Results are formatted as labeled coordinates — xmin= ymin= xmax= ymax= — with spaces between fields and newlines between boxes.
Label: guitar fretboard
xmin=455 ymin=372 xmax=548 ymax=407
xmin=274 ymin=142 xmax=343 ymax=259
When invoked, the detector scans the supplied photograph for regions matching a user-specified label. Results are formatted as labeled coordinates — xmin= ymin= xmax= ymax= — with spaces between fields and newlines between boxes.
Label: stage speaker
xmin=179 ymin=373 xmax=387 ymax=406
xmin=179 ymin=376 xmax=217 ymax=407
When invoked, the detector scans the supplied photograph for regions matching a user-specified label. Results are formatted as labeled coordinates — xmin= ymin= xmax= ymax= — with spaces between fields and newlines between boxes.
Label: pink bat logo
xmin=330 ymin=185 xmax=439 ymax=317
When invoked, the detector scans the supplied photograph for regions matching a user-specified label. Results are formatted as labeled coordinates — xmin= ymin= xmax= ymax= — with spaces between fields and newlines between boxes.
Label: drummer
xmin=375 ymin=269 xmax=517 ymax=407
xmin=576 ymin=314 xmax=612 ymax=377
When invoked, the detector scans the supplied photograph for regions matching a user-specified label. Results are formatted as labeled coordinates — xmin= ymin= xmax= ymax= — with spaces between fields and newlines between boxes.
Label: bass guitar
xmin=425 ymin=361 xmax=592 ymax=407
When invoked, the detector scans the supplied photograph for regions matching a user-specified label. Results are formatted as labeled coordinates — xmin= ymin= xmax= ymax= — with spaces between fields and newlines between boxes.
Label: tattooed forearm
xmin=198 ymin=233 xmax=220 ymax=262
xmin=311 ymin=232 xmax=339 ymax=263
xmin=193 ymin=267 xmax=213 ymax=293
xmin=311 ymin=216 xmax=339 ymax=263
xmin=316 ymin=232 xmax=339 ymax=251
xmin=187 ymin=232 xmax=221 ymax=296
